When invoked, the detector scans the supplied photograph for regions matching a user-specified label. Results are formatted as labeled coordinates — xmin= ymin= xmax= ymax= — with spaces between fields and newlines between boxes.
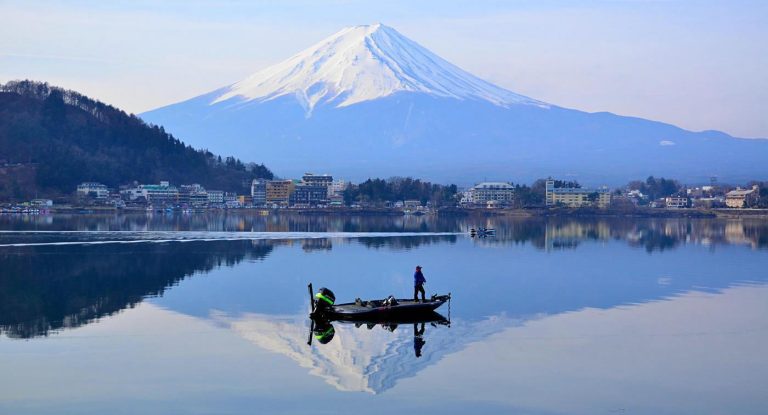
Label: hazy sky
xmin=1 ymin=0 xmax=766 ymax=138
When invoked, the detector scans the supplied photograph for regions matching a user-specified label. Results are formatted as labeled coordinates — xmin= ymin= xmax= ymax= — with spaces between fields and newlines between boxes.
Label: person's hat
xmin=416 ymin=265 xmax=422 ymax=269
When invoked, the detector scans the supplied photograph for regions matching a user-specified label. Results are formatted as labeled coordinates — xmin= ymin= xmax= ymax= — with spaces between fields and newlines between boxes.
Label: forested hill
xmin=0 ymin=80 xmax=273 ymax=199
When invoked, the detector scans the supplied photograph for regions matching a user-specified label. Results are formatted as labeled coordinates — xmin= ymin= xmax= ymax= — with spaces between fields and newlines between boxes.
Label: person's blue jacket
xmin=414 ymin=270 xmax=426 ymax=286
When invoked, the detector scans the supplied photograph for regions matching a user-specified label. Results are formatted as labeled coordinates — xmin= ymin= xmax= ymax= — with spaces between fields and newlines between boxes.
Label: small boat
xmin=470 ymin=227 xmax=496 ymax=237
xmin=308 ymin=284 xmax=450 ymax=321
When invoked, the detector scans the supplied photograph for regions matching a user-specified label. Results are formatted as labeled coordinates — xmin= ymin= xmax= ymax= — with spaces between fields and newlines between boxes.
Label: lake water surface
xmin=1 ymin=213 xmax=767 ymax=414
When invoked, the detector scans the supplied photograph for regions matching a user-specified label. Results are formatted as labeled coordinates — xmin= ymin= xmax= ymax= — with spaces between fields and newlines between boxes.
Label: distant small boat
xmin=470 ymin=227 xmax=496 ymax=237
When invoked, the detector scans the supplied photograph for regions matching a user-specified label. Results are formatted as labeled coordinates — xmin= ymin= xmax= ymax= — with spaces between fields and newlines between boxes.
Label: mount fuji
xmin=141 ymin=24 xmax=768 ymax=184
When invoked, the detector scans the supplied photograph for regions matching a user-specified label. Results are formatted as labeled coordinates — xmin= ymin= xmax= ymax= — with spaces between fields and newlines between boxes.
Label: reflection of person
xmin=413 ymin=323 xmax=426 ymax=358
xmin=413 ymin=265 xmax=426 ymax=302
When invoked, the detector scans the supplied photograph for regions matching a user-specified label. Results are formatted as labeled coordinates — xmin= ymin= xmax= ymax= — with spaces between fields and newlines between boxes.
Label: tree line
xmin=343 ymin=177 xmax=458 ymax=206
xmin=339 ymin=176 xmax=693 ymax=208
xmin=0 ymin=80 xmax=273 ymax=199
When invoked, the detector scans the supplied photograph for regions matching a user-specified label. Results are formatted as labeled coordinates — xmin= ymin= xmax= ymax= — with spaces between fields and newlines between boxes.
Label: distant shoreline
xmin=8 ymin=205 xmax=768 ymax=219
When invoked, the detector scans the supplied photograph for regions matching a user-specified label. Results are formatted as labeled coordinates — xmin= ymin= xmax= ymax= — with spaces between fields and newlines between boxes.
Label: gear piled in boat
xmin=308 ymin=283 xmax=450 ymax=321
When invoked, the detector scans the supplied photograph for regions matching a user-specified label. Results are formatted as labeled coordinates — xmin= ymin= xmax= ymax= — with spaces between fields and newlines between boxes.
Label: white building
xmin=179 ymin=184 xmax=208 ymax=206
xmin=403 ymin=200 xmax=422 ymax=209
xmin=31 ymin=199 xmax=53 ymax=207
xmin=329 ymin=179 xmax=346 ymax=194
xmin=466 ymin=182 xmax=514 ymax=206
xmin=123 ymin=181 xmax=179 ymax=204
xmin=77 ymin=182 xmax=109 ymax=199
xmin=251 ymin=179 xmax=267 ymax=206
xmin=726 ymin=185 xmax=759 ymax=208
xmin=207 ymin=190 xmax=224 ymax=204
xmin=223 ymin=192 xmax=238 ymax=204
xmin=665 ymin=195 xmax=690 ymax=208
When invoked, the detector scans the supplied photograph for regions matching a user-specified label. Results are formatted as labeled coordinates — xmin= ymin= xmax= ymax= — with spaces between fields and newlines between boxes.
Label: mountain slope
xmin=212 ymin=23 xmax=545 ymax=113
xmin=141 ymin=24 xmax=768 ymax=184
xmin=0 ymin=80 xmax=273 ymax=199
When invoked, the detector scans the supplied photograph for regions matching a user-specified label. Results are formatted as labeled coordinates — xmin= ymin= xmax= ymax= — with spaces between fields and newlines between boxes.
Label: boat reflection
xmin=309 ymin=311 xmax=451 ymax=359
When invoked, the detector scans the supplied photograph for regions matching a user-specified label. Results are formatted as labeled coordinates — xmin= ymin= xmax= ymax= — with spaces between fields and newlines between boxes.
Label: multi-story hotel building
xmin=545 ymin=179 xmax=610 ymax=208
xmin=266 ymin=180 xmax=293 ymax=206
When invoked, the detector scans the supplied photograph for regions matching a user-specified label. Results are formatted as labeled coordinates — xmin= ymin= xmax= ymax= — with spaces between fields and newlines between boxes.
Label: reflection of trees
xmin=3 ymin=214 xmax=768 ymax=252
xmin=356 ymin=235 xmax=457 ymax=250
xmin=627 ymin=227 xmax=679 ymax=252
xmin=0 ymin=241 xmax=273 ymax=339
xmin=741 ymin=222 xmax=768 ymax=249
xmin=0 ymin=233 xmax=458 ymax=339
xmin=0 ymin=212 xmax=465 ymax=233
xmin=623 ymin=219 xmax=767 ymax=252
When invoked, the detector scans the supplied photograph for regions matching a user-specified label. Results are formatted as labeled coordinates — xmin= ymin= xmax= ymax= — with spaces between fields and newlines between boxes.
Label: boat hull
xmin=311 ymin=295 xmax=450 ymax=322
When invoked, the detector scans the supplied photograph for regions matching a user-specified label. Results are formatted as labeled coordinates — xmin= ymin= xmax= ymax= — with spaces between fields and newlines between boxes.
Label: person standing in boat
xmin=413 ymin=265 xmax=426 ymax=302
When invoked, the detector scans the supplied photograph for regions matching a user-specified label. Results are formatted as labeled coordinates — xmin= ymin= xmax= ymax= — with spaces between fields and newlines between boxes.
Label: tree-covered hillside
xmin=0 ymin=80 xmax=272 ymax=199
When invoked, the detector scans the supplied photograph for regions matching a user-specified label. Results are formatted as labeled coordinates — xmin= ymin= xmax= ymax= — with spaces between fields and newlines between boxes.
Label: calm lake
xmin=1 ymin=213 xmax=767 ymax=414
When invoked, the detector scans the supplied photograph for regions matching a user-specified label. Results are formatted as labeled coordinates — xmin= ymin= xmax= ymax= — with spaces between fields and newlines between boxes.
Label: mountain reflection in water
xmin=213 ymin=311 xmax=514 ymax=394
xmin=1 ymin=214 xmax=768 ymax=414
xmin=1 ymin=216 xmax=767 ymax=341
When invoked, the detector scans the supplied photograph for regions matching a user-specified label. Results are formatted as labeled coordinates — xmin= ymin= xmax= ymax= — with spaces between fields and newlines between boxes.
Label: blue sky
xmin=1 ymin=0 xmax=766 ymax=138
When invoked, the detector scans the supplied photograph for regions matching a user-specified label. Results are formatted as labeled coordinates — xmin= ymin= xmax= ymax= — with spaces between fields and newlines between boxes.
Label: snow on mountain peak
xmin=211 ymin=23 xmax=547 ymax=112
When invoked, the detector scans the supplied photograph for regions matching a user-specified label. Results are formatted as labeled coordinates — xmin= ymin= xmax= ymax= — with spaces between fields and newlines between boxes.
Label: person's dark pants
xmin=414 ymin=284 xmax=426 ymax=301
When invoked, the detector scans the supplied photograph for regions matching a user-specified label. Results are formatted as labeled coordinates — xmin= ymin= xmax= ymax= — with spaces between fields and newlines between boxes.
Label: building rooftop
xmin=551 ymin=187 xmax=609 ymax=194
xmin=141 ymin=184 xmax=177 ymax=191
xmin=726 ymin=188 xmax=756 ymax=197
xmin=473 ymin=182 xmax=513 ymax=189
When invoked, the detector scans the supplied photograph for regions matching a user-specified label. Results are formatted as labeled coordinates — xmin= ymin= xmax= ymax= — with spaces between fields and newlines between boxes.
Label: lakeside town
xmin=2 ymin=172 xmax=766 ymax=216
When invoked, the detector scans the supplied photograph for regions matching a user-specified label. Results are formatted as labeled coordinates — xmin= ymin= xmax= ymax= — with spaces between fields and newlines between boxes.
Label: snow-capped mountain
xmin=211 ymin=23 xmax=545 ymax=114
xmin=141 ymin=24 xmax=768 ymax=184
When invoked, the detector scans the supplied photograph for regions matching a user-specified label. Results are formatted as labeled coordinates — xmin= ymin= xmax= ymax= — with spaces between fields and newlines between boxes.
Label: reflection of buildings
xmin=480 ymin=218 xmax=768 ymax=252
xmin=302 ymin=238 xmax=333 ymax=252
xmin=544 ymin=221 xmax=612 ymax=251
xmin=217 ymin=313 xmax=508 ymax=394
